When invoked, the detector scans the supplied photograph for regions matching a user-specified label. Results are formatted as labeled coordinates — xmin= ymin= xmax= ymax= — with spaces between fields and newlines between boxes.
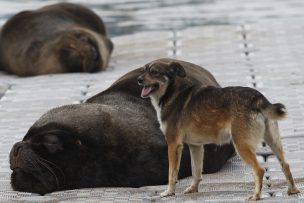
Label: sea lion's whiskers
xmin=37 ymin=159 xmax=60 ymax=190
xmin=23 ymin=156 xmax=39 ymax=171
xmin=40 ymin=157 xmax=66 ymax=187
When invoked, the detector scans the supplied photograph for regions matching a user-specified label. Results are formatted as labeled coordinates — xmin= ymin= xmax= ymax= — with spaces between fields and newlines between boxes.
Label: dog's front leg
xmin=160 ymin=141 xmax=183 ymax=197
xmin=184 ymin=144 xmax=204 ymax=194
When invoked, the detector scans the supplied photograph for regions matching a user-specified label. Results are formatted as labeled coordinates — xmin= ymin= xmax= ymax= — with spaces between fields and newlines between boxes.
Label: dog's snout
xmin=13 ymin=142 xmax=23 ymax=157
xmin=137 ymin=76 xmax=144 ymax=85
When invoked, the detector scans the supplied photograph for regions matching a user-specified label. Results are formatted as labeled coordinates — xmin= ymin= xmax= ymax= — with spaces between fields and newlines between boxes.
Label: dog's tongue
xmin=141 ymin=86 xmax=153 ymax=98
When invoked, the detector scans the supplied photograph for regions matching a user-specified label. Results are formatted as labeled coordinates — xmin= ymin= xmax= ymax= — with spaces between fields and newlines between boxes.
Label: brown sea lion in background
xmin=9 ymin=58 xmax=235 ymax=195
xmin=0 ymin=3 xmax=113 ymax=76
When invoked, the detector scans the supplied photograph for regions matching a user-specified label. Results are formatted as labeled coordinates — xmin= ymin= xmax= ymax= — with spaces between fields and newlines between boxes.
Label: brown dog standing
xmin=137 ymin=60 xmax=300 ymax=200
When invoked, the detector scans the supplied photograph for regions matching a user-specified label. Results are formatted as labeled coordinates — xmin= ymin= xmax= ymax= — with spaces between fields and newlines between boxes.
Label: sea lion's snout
xmin=83 ymin=44 xmax=102 ymax=73
xmin=9 ymin=141 xmax=35 ymax=170
xmin=57 ymin=31 xmax=103 ymax=73
xmin=12 ymin=142 xmax=23 ymax=157
xmin=91 ymin=46 xmax=99 ymax=61
xmin=10 ymin=142 xmax=23 ymax=170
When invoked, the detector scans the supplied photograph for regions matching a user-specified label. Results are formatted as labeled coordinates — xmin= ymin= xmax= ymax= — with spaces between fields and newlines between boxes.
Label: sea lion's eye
xmin=43 ymin=135 xmax=63 ymax=153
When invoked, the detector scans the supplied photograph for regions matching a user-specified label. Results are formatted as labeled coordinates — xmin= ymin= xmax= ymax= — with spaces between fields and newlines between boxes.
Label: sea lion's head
xmin=54 ymin=29 xmax=113 ymax=73
xmin=9 ymin=103 xmax=124 ymax=195
xmin=10 ymin=123 xmax=84 ymax=195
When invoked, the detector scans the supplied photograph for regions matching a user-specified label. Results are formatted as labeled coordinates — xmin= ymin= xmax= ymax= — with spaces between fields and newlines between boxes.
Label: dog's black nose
xmin=137 ymin=76 xmax=144 ymax=85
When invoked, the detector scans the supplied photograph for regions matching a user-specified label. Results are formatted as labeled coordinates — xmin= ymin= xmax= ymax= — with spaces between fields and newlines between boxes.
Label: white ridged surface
xmin=0 ymin=0 xmax=304 ymax=202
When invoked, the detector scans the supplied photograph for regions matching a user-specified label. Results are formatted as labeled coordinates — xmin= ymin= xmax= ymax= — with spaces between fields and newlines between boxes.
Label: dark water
xmin=0 ymin=0 xmax=304 ymax=36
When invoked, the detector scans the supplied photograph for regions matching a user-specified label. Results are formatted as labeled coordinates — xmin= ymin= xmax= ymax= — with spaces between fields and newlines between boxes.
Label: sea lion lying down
xmin=0 ymin=3 xmax=113 ymax=76
xmin=9 ymin=58 xmax=235 ymax=195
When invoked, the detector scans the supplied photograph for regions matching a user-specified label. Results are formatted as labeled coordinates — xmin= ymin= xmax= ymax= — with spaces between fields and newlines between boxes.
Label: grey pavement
xmin=0 ymin=19 xmax=304 ymax=202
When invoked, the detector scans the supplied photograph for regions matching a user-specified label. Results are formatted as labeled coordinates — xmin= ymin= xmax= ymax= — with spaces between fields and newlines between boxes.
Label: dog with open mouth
xmin=137 ymin=60 xmax=300 ymax=200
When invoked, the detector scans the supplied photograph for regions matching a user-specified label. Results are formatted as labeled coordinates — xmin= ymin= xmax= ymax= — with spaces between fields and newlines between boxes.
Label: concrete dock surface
xmin=1 ymin=0 xmax=304 ymax=202
xmin=0 ymin=19 xmax=304 ymax=202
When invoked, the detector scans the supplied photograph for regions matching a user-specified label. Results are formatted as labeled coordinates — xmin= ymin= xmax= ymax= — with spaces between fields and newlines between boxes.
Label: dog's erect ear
xmin=169 ymin=62 xmax=186 ymax=78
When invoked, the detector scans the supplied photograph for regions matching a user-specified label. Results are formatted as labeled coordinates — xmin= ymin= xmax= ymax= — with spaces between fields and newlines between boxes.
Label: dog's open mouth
xmin=141 ymin=84 xmax=158 ymax=98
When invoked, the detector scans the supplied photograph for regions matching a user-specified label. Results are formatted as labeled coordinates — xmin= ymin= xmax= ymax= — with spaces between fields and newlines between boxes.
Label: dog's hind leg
xmin=184 ymin=144 xmax=204 ymax=194
xmin=234 ymin=142 xmax=264 ymax=200
xmin=264 ymin=120 xmax=300 ymax=195
xmin=232 ymin=122 xmax=265 ymax=201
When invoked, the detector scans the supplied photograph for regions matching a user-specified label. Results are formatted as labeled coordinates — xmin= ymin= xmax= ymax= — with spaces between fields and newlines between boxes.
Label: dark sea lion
xmin=9 ymin=58 xmax=235 ymax=195
xmin=0 ymin=3 xmax=113 ymax=76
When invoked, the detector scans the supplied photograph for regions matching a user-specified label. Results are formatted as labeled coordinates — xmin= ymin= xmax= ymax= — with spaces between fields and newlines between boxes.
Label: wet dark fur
xmin=0 ymin=3 xmax=113 ymax=76
xmin=10 ymin=58 xmax=235 ymax=195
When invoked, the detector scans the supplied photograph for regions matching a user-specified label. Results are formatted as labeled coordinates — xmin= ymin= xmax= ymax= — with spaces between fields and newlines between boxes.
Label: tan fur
xmin=138 ymin=60 xmax=300 ymax=200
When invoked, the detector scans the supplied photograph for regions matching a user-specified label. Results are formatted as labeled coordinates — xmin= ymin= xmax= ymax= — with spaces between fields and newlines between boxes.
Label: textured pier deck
xmin=0 ymin=20 xmax=304 ymax=202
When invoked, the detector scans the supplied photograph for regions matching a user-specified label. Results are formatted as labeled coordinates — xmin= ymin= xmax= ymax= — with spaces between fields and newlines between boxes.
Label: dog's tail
xmin=261 ymin=102 xmax=287 ymax=120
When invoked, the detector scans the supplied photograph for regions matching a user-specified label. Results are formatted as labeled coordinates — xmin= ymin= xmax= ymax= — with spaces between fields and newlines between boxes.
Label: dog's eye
xmin=150 ymin=69 xmax=160 ymax=76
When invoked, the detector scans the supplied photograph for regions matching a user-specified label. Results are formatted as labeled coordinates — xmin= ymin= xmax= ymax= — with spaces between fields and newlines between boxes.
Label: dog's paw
xmin=160 ymin=190 xmax=175 ymax=197
xmin=183 ymin=185 xmax=198 ymax=194
xmin=246 ymin=194 xmax=260 ymax=201
xmin=288 ymin=187 xmax=300 ymax=195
